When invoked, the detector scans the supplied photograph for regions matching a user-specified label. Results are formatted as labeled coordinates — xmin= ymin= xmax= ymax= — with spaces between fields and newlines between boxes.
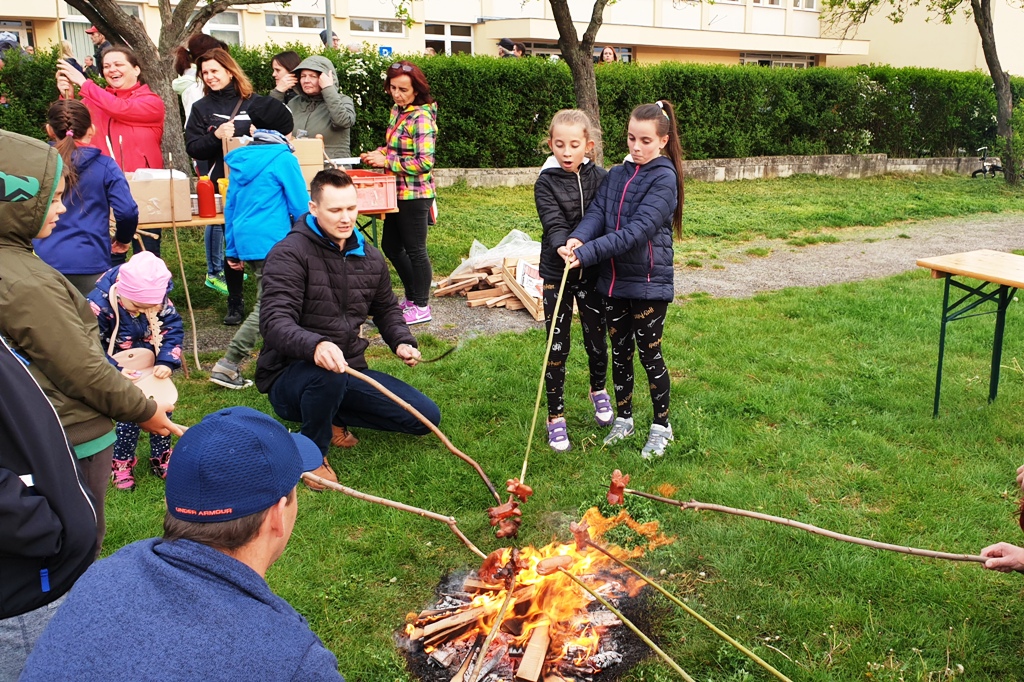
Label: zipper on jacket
xmin=609 ymin=165 xmax=641 ymax=297
xmin=648 ymin=242 xmax=654 ymax=283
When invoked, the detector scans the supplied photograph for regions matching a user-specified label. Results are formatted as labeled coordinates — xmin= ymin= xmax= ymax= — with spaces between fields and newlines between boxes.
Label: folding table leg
xmin=933 ymin=275 xmax=952 ymax=418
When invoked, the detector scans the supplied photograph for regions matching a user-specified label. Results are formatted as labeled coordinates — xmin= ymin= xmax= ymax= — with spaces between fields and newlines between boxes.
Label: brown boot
xmin=303 ymin=458 xmax=338 ymax=492
xmin=331 ymin=425 xmax=359 ymax=448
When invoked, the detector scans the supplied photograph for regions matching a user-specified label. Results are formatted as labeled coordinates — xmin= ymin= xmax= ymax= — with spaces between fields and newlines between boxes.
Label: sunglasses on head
xmin=389 ymin=62 xmax=414 ymax=73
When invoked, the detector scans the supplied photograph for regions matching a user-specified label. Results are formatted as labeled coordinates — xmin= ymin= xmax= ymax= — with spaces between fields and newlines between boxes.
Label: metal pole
xmin=324 ymin=0 xmax=333 ymax=47
xmin=933 ymin=274 xmax=951 ymax=418
xmin=988 ymin=285 xmax=1015 ymax=403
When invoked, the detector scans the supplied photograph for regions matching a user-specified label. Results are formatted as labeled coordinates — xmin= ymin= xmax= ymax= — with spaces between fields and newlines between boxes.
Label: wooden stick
xmin=625 ymin=489 xmax=986 ymax=563
xmin=516 ymin=623 xmax=550 ymax=682
xmin=558 ymin=568 xmax=695 ymax=681
xmin=467 ymin=570 xmax=517 ymax=682
xmin=166 ymin=154 xmax=199 ymax=375
xmin=584 ymin=540 xmax=792 ymax=682
xmin=302 ymin=472 xmax=486 ymax=559
xmin=343 ymin=366 xmax=501 ymax=504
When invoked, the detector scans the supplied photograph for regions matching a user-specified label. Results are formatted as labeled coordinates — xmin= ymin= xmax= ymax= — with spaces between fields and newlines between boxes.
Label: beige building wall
xmin=634 ymin=47 xmax=741 ymax=65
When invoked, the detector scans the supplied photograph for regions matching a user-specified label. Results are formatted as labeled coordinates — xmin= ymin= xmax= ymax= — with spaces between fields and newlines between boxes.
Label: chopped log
xmin=467 ymin=288 xmax=500 ymax=301
xmin=462 ymin=576 xmax=501 ymax=592
xmin=434 ymin=279 xmax=479 ymax=297
xmin=450 ymin=640 xmax=479 ymax=682
xmin=516 ymin=623 xmax=550 ymax=682
xmin=486 ymin=293 xmax=516 ymax=308
xmin=486 ymin=273 xmax=504 ymax=286
xmin=450 ymin=271 xmax=486 ymax=282
xmin=423 ymin=605 xmax=488 ymax=638
xmin=467 ymin=298 xmax=492 ymax=308
xmin=505 ymin=298 xmax=526 ymax=311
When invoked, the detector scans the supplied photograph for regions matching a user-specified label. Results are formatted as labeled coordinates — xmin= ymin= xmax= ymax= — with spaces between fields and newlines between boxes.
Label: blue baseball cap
xmin=166 ymin=407 xmax=323 ymax=522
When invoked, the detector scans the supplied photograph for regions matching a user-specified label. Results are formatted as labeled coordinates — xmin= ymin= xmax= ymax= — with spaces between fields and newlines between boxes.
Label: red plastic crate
xmin=345 ymin=170 xmax=397 ymax=213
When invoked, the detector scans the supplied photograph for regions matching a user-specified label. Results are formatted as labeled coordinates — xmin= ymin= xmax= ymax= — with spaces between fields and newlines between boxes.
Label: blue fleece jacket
xmin=20 ymin=538 xmax=344 ymax=682
xmin=33 ymin=145 xmax=138 ymax=275
xmin=224 ymin=143 xmax=310 ymax=262
xmin=570 ymin=156 xmax=677 ymax=302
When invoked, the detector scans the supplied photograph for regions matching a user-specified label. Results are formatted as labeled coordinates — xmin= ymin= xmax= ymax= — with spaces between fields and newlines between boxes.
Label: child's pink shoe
xmin=150 ymin=449 xmax=171 ymax=480
xmin=111 ymin=458 xmax=136 ymax=491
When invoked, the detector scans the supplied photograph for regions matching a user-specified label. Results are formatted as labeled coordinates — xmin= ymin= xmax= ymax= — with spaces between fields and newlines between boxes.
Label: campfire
xmin=398 ymin=509 xmax=673 ymax=682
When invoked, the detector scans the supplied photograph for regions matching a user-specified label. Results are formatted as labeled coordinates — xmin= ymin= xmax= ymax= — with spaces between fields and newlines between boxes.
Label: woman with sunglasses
xmin=360 ymin=61 xmax=437 ymax=326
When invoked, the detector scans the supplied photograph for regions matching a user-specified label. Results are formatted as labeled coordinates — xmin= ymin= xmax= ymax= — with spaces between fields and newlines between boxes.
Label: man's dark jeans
xmin=268 ymin=361 xmax=441 ymax=455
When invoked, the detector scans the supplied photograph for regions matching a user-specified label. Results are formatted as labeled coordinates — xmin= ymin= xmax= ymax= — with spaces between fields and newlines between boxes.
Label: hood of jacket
xmin=289 ymin=55 xmax=338 ymax=100
xmin=0 ymin=130 xmax=63 ymax=250
xmin=301 ymin=213 xmax=366 ymax=257
xmin=70 ymin=144 xmax=102 ymax=172
xmin=225 ymin=143 xmax=296 ymax=189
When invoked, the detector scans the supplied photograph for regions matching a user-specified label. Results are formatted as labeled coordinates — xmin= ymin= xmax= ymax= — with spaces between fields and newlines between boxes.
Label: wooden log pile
xmin=434 ymin=257 xmax=544 ymax=322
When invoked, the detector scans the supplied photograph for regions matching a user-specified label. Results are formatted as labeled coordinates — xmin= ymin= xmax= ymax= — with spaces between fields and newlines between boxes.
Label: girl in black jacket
xmin=184 ymin=48 xmax=293 ymax=326
xmin=562 ymin=100 xmax=685 ymax=459
xmin=534 ymin=109 xmax=610 ymax=453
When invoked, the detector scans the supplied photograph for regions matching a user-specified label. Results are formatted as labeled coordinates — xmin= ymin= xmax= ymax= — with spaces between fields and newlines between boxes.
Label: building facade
xmin=0 ymin=0 xmax=1020 ymax=75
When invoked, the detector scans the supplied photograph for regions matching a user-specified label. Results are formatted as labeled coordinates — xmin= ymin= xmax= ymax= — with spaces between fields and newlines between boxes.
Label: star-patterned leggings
xmin=605 ymin=298 xmax=670 ymax=426
xmin=542 ymin=273 xmax=608 ymax=419
xmin=113 ymin=414 xmax=173 ymax=463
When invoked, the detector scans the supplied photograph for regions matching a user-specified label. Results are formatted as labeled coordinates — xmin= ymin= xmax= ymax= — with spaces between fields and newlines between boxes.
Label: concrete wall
xmin=433 ymin=154 xmax=984 ymax=188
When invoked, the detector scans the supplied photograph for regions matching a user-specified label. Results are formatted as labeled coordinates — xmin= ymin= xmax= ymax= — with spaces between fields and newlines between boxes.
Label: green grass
xmin=107 ymin=175 xmax=1024 ymax=681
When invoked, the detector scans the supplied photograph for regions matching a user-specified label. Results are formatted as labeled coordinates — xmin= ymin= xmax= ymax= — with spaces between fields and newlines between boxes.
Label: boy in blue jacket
xmin=209 ymin=129 xmax=310 ymax=390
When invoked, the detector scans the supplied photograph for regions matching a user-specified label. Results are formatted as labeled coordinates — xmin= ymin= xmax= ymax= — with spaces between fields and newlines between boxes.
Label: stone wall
xmin=432 ymin=154 xmax=986 ymax=189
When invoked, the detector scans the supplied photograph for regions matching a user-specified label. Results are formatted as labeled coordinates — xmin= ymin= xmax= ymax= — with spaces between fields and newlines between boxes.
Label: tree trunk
xmin=971 ymin=0 xmax=1016 ymax=184
xmin=549 ymin=0 xmax=610 ymax=165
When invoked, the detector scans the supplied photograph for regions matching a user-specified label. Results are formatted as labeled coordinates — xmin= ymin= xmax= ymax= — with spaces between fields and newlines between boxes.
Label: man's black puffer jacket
xmin=534 ymin=159 xmax=608 ymax=283
xmin=255 ymin=215 xmax=416 ymax=393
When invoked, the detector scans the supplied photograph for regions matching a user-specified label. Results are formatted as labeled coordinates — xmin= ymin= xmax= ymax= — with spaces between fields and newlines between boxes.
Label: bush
xmin=3 ymin=42 xmax=1021 ymax=167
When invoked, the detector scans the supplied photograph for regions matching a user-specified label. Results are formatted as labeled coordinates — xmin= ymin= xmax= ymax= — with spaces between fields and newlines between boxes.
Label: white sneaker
xmin=603 ymin=417 xmax=635 ymax=446
xmin=547 ymin=418 xmax=572 ymax=452
xmin=641 ymin=423 xmax=674 ymax=459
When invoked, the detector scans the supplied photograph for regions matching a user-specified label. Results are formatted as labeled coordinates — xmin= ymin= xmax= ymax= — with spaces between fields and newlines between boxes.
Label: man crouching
xmin=256 ymin=169 xmax=440 ymax=489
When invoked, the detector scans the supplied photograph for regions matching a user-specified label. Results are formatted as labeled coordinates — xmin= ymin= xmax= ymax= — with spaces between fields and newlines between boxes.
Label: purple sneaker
xmin=403 ymin=304 xmax=432 ymax=325
xmin=399 ymin=298 xmax=414 ymax=311
xmin=590 ymin=391 xmax=614 ymax=427
xmin=547 ymin=419 xmax=572 ymax=452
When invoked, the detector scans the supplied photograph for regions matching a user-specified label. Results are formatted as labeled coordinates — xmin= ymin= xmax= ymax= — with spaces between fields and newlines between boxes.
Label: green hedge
xmin=3 ymin=42 xmax=1021 ymax=167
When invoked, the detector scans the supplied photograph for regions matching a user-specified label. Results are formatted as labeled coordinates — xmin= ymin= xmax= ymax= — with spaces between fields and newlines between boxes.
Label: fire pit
xmin=397 ymin=509 xmax=674 ymax=682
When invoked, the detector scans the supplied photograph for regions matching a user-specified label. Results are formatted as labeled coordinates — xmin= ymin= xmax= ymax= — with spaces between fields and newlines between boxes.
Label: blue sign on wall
xmin=379 ymin=46 xmax=393 ymax=57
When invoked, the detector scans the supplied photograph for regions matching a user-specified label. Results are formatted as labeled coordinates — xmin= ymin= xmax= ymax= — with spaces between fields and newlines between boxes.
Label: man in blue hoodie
xmin=209 ymin=130 xmax=309 ymax=390
xmin=20 ymin=407 xmax=344 ymax=682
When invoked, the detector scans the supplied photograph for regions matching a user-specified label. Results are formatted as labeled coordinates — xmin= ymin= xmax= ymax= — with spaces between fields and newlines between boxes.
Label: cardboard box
xmin=300 ymin=165 xmax=321 ymax=187
xmin=127 ymin=170 xmax=191 ymax=225
xmin=223 ymin=137 xmax=325 ymax=180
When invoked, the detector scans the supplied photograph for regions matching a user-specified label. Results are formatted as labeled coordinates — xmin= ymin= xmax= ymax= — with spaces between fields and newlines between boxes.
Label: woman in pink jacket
xmin=57 ymin=45 xmax=165 ymax=256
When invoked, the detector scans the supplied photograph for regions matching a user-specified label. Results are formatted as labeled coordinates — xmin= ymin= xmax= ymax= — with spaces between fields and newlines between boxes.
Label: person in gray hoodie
xmin=270 ymin=55 xmax=356 ymax=162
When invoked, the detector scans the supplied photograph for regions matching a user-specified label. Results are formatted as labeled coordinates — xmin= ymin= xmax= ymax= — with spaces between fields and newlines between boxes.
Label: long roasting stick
xmin=302 ymin=472 xmax=486 ymax=559
xmin=624 ymin=488 xmax=986 ymax=564
xmin=343 ymin=366 xmax=501 ymax=504
xmin=558 ymin=568 xmax=695 ymax=682
xmin=467 ymin=554 xmax=518 ymax=682
xmin=166 ymin=154 xmax=200 ymax=373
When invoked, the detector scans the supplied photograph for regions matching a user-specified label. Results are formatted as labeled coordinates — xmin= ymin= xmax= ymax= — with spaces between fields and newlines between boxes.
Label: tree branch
xmin=581 ymin=0 xmax=611 ymax=52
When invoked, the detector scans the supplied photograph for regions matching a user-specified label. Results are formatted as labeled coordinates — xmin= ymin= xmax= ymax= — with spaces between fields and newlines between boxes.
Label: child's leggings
xmin=605 ymin=298 xmax=671 ymax=426
xmin=113 ymin=413 xmax=173 ymax=462
xmin=542 ymin=273 xmax=608 ymax=419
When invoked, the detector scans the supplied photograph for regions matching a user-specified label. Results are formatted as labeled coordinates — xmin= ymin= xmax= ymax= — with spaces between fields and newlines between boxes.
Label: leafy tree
xmin=822 ymin=0 xmax=1017 ymax=184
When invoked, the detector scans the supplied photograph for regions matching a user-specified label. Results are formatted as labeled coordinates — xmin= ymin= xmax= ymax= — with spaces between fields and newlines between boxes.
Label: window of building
xmin=752 ymin=0 xmax=783 ymax=7
xmin=350 ymin=17 xmax=405 ymax=36
xmin=740 ymin=52 xmax=816 ymax=67
xmin=424 ymin=23 xmax=473 ymax=55
xmin=591 ymin=45 xmax=633 ymax=63
xmin=265 ymin=13 xmax=325 ymax=30
xmin=205 ymin=11 xmax=242 ymax=45
xmin=0 ymin=20 xmax=34 ymax=49
xmin=793 ymin=0 xmax=818 ymax=9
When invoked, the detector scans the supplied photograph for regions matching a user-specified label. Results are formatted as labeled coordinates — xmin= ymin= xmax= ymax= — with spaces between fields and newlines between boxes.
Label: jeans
xmin=0 ymin=594 xmax=67 ymax=682
xmin=381 ymin=198 xmax=433 ymax=307
xmin=268 ymin=361 xmax=441 ymax=456
xmin=205 ymin=224 xmax=224 ymax=277
xmin=225 ymin=260 xmax=264 ymax=365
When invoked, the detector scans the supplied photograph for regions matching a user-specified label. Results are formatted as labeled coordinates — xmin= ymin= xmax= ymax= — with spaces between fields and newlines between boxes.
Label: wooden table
xmin=917 ymin=249 xmax=1024 ymax=416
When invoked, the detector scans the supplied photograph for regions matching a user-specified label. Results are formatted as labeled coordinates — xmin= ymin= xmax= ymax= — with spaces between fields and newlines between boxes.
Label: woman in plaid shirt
xmin=361 ymin=60 xmax=438 ymax=326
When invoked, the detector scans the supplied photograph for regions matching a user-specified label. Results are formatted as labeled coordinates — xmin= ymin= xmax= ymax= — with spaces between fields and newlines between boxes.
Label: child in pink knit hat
xmin=87 ymin=252 xmax=184 ymax=490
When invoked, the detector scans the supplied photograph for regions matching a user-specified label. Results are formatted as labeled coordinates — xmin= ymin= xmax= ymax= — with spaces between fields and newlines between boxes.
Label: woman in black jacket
xmin=534 ymin=109 xmax=610 ymax=454
xmin=184 ymin=47 xmax=293 ymax=325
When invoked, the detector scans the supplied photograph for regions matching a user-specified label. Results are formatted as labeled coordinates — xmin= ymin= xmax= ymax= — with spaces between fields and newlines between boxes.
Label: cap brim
xmin=291 ymin=433 xmax=324 ymax=473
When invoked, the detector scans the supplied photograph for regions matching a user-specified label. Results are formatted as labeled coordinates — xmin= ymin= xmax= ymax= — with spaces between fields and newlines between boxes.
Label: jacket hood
xmin=290 ymin=56 xmax=338 ymax=98
xmin=70 ymin=144 xmax=102 ymax=172
xmin=301 ymin=213 xmax=365 ymax=256
xmin=0 ymin=130 xmax=63 ymax=249
xmin=225 ymin=143 xmax=295 ymax=188
xmin=539 ymin=155 xmax=593 ymax=175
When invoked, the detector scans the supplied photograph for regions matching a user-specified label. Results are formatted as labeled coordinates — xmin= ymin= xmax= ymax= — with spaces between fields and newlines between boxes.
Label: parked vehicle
xmin=972 ymin=146 xmax=1003 ymax=178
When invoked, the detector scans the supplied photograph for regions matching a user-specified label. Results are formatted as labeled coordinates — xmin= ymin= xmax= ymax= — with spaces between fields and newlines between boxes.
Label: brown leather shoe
xmin=331 ymin=425 xmax=359 ymax=448
xmin=302 ymin=458 xmax=338 ymax=492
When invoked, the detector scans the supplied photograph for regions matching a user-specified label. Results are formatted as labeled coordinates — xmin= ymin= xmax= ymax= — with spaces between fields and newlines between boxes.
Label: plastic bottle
xmin=197 ymin=175 xmax=217 ymax=218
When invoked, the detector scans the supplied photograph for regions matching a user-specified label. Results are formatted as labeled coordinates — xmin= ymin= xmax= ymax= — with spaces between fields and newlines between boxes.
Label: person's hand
xmin=139 ymin=403 xmax=185 ymax=437
xmin=152 ymin=365 xmax=172 ymax=379
xmin=214 ymin=121 xmax=235 ymax=141
xmin=56 ymin=59 xmax=86 ymax=88
xmin=360 ymin=150 xmax=387 ymax=168
xmin=1015 ymin=463 xmax=1024 ymax=491
xmin=558 ymin=238 xmax=584 ymax=269
xmin=226 ymin=257 xmax=244 ymax=271
xmin=396 ymin=344 xmax=421 ymax=367
xmin=318 ymin=70 xmax=335 ymax=90
xmin=980 ymin=542 xmax=1024 ymax=572
xmin=111 ymin=240 xmax=131 ymax=254
xmin=275 ymin=73 xmax=297 ymax=92
xmin=120 ymin=367 xmax=141 ymax=380
xmin=314 ymin=341 xmax=347 ymax=373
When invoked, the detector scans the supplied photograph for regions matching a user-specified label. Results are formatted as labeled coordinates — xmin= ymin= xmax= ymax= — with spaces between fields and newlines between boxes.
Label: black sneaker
xmin=223 ymin=300 xmax=244 ymax=326
xmin=209 ymin=359 xmax=253 ymax=389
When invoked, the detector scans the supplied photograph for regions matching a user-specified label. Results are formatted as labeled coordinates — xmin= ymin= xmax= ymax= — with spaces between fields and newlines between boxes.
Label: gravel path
xmin=189 ymin=213 xmax=1024 ymax=354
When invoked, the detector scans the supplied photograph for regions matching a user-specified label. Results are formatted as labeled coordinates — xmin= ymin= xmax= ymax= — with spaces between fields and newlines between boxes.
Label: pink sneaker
xmin=403 ymin=304 xmax=432 ymax=325
xmin=111 ymin=458 xmax=136 ymax=491
xmin=398 ymin=298 xmax=414 ymax=311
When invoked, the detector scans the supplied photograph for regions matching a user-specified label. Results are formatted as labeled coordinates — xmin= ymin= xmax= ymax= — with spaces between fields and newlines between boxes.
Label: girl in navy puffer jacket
xmin=562 ymin=100 xmax=685 ymax=459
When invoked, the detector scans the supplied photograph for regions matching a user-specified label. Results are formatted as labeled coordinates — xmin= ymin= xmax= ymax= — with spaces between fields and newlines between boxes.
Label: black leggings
xmin=542 ymin=272 xmax=608 ymax=419
xmin=381 ymin=198 xmax=433 ymax=307
xmin=606 ymin=298 xmax=671 ymax=426
xmin=225 ymin=263 xmax=244 ymax=306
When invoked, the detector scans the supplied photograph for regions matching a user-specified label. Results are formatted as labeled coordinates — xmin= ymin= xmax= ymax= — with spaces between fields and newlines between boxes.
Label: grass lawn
xmin=106 ymin=174 xmax=1024 ymax=681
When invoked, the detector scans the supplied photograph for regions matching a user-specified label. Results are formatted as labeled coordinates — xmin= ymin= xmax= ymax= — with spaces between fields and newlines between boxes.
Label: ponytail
xmin=46 ymin=99 xmax=92 ymax=188
xmin=630 ymin=99 xmax=685 ymax=238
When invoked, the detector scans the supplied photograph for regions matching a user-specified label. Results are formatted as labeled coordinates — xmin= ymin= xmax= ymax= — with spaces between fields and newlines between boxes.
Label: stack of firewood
xmin=433 ymin=257 xmax=544 ymax=321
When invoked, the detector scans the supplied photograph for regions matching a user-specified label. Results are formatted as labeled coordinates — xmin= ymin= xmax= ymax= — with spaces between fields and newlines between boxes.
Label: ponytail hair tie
xmin=65 ymin=130 xmax=75 ymax=138
xmin=655 ymin=100 xmax=670 ymax=120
